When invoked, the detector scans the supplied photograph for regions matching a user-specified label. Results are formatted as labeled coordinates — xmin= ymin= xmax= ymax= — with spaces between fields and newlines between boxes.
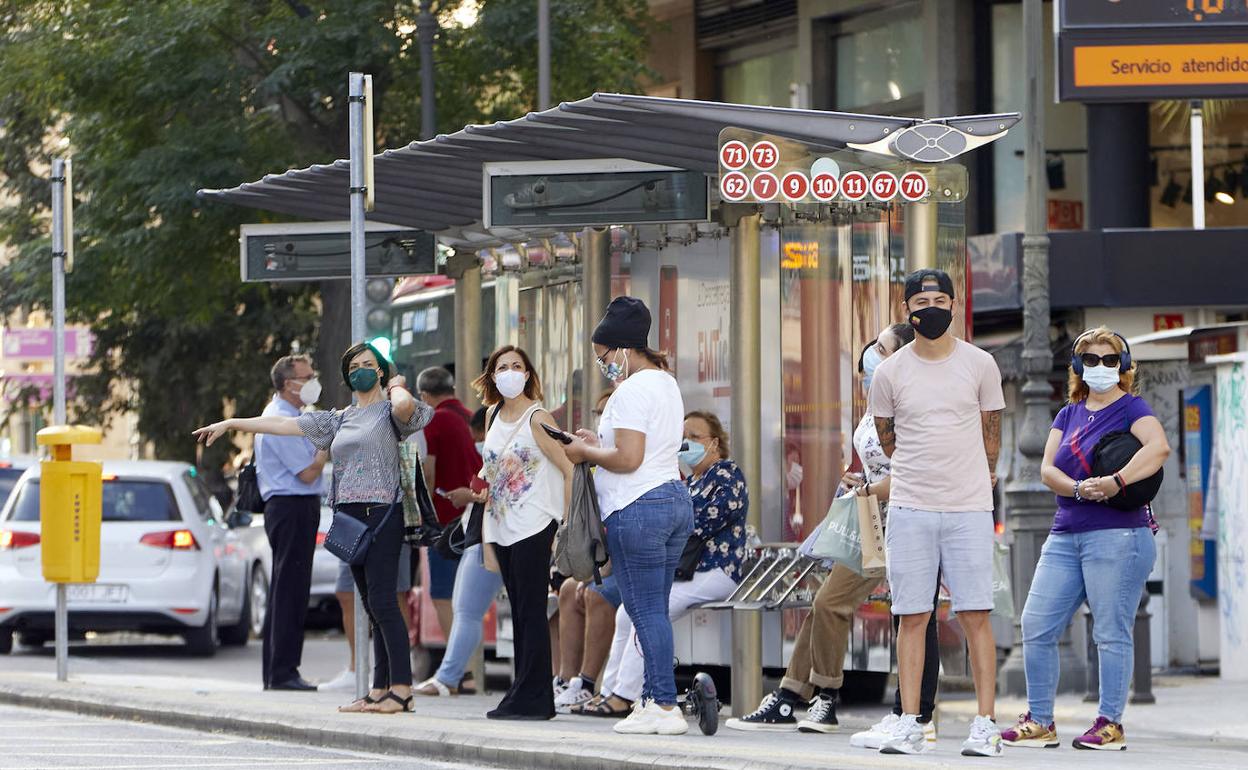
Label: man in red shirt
xmin=416 ymin=367 xmax=483 ymax=638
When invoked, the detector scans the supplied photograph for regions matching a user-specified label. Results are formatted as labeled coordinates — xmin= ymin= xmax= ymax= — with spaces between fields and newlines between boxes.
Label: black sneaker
xmin=797 ymin=692 xmax=839 ymax=733
xmin=724 ymin=690 xmax=799 ymax=732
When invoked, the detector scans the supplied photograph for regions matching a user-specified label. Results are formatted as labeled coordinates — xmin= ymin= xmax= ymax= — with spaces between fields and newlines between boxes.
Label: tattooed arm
xmin=982 ymin=409 xmax=1002 ymax=486
xmin=874 ymin=416 xmax=896 ymax=458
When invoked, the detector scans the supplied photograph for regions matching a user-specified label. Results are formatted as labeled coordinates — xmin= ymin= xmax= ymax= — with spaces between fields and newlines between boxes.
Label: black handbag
xmin=433 ymin=500 xmax=485 ymax=561
xmin=674 ymin=534 xmax=707 ymax=581
xmin=325 ymin=487 xmax=402 ymax=566
xmin=1092 ymin=430 xmax=1164 ymax=511
xmin=235 ymin=457 xmax=265 ymax=513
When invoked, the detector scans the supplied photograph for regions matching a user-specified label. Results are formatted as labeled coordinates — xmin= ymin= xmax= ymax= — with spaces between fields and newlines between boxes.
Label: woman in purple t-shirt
xmin=1002 ymin=327 xmax=1169 ymax=753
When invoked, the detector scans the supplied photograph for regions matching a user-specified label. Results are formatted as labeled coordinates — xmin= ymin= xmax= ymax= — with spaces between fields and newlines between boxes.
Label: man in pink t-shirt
xmin=868 ymin=269 xmax=1005 ymax=757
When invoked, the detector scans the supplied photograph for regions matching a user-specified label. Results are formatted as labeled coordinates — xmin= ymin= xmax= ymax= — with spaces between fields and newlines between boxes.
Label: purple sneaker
xmin=1072 ymin=716 xmax=1127 ymax=751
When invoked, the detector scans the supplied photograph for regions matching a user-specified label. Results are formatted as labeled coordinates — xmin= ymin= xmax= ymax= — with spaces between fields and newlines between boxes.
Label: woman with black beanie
xmin=563 ymin=296 xmax=694 ymax=736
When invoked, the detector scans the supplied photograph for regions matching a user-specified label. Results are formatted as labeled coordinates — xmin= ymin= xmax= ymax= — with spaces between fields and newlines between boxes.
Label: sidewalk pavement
xmin=0 ymin=669 xmax=1244 ymax=769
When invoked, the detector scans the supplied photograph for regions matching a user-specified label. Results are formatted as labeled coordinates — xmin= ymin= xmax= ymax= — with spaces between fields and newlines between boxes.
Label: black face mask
xmin=909 ymin=306 xmax=953 ymax=340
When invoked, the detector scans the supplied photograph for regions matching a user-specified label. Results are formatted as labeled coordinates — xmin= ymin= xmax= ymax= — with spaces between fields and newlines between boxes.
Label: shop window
xmin=1151 ymin=100 xmax=1248 ymax=229
xmin=718 ymin=43 xmax=798 ymax=108
xmin=826 ymin=7 xmax=924 ymax=114
xmin=990 ymin=1 xmax=1087 ymax=233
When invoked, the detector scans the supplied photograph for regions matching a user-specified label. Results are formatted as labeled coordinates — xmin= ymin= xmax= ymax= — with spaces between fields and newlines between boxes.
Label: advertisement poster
xmin=659 ymin=266 xmax=678 ymax=376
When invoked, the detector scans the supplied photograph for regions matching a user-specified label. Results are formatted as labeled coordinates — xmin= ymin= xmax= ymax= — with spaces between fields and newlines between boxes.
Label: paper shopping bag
xmin=856 ymin=494 xmax=886 ymax=577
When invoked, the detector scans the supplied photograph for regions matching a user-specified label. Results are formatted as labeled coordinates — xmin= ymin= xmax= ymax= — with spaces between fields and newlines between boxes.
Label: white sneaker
xmin=553 ymin=676 xmax=568 ymax=699
xmin=320 ymin=669 xmax=356 ymax=692
xmin=554 ymin=677 xmax=595 ymax=714
xmin=879 ymin=714 xmax=932 ymax=755
xmin=612 ymin=700 xmax=689 ymax=735
xmin=851 ymin=714 xmax=938 ymax=749
xmin=851 ymin=713 xmax=899 ymax=749
xmin=961 ymin=715 xmax=1003 ymax=757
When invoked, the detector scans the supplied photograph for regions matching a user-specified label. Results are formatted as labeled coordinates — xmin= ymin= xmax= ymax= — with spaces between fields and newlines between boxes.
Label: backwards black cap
xmin=904 ymin=269 xmax=955 ymax=302
xmin=592 ymin=296 xmax=651 ymax=350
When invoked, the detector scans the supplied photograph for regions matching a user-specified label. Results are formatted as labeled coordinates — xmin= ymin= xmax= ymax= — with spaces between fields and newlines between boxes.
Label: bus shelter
xmin=200 ymin=93 xmax=1017 ymax=712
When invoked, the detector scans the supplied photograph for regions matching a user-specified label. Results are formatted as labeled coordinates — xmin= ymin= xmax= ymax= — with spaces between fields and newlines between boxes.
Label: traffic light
xmin=365 ymin=277 xmax=394 ymax=359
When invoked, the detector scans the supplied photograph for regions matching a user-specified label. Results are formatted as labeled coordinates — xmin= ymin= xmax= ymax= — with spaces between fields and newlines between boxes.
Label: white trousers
xmin=603 ymin=567 xmax=737 ymax=702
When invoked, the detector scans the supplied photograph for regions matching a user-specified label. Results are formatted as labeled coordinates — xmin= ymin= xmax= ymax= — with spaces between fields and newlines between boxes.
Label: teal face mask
xmin=348 ymin=368 xmax=379 ymax=392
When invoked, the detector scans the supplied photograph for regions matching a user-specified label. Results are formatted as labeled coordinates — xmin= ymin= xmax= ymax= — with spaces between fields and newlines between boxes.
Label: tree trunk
xmin=317 ymin=280 xmax=353 ymax=409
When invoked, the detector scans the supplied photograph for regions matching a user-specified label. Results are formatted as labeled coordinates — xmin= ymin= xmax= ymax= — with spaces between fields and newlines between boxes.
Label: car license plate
xmin=66 ymin=584 xmax=128 ymax=603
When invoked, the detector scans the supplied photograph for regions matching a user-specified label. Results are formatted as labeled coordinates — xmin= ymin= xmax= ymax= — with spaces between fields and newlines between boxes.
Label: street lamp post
xmin=419 ymin=0 xmax=437 ymax=140
xmin=1000 ymin=0 xmax=1086 ymax=695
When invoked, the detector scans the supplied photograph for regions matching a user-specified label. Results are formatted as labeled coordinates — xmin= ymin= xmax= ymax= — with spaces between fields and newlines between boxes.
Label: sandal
xmin=365 ymin=690 xmax=415 ymax=714
xmin=414 ymin=677 xmax=455 ymax=697
xmin=337 ymin=693 xmax=380 ymax=713
xmin=573 ymin=695 xmax=632 ymax=717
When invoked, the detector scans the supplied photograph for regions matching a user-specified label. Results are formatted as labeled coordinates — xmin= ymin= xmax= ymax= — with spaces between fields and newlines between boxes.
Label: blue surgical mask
xmin=678 ymin=440 xmax=707 ymax=469
xmin=1082 ymin=364 xmax=1121 ymax=394
xmin=862 ymin=345 xmax=885 ymax=391
xmin=348 ymin=368 xmax=379 ymax=392
xmin=596 ymin=350 xmax=627 ymax=383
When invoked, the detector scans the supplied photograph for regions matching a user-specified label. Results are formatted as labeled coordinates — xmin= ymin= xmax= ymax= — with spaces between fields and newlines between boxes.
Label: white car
xmin=0 ymin=460 xmax=257 ymax=656
xmin=233 ymin=501 xmax=341 ymax=637
xmin=0 ymin=456 xmax=36 ymax=509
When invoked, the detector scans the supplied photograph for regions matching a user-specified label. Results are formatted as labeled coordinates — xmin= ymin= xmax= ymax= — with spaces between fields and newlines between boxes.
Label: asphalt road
xmin=0 ymin=703 xmax=495 ymax=770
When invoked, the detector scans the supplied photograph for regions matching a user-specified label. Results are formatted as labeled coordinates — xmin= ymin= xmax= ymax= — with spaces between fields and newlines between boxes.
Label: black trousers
xmin=341 ymin=501 xmax=412 ymax=689
xmin=892 ymin=573 xmax=942 ymax=722
xmin=492 ymin=521 xmax=557 ymax=717
xmin=261 ymin=494 xmax=320 ymax=687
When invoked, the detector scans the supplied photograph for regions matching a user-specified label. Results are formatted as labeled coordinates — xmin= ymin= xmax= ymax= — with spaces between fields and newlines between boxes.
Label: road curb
xmin=0 ymin=685 xmax=782 ymax=770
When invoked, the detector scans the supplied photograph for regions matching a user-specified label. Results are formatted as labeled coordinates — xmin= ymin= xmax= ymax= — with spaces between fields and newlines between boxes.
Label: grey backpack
xmin=554 ymin=463 xmax=611 ymax=584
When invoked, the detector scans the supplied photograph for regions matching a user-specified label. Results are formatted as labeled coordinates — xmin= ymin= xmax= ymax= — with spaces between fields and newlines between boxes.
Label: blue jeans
xmin=1021 ymin=527 xmax=1155 ymax=724
xmin=434 ymin=544 xmax=504 ymax=687
xmin=604 ymin=481 xmax=693 ymax=706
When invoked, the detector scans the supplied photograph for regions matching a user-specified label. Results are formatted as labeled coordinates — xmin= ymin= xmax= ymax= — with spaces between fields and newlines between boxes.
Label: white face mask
xmin=495 ymin=369 xmax=528 ymax=400
xmin=1082 ymin=365 xmax=1121 ymax=394
xmin=296 ymin=377 xmax=321 ymax=406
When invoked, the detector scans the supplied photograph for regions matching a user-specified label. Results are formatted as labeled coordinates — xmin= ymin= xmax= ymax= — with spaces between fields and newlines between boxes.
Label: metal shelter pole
xmin=538 ymin=0 xmax=551 ymax=111
xmin=455 ymin=263 xmax=483 ymax=407
xmin=730 ymin=213 xmax=762 ymax=716
xmin=419 ymin=0 xmax=437 ymax=140
xmin=1001 ymin=0 xmax=1083 ymax=695
xmin=348 ymin=71 xmax=371 ymax=700
xmin=50 ymin=158 xmax=69 ymax=683
xmin=1191 ymin=101 xmax=1205 ymax=231
xmin=581 ymin=228 xmax=611 ymax=422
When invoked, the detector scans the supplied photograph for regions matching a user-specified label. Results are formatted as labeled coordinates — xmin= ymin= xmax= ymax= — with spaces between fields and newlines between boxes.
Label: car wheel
xmin=17 ymin=632 xmax=48 ymax=649
xmin=0 ymin=629 xmax=11 ymax=655
xmin=249 ymin=566 xmax=269 ymax=639
xmin=218 ymin=570 xmax=253 ymax=648
xmin=184 ymin=587 xmax=220 ymax=657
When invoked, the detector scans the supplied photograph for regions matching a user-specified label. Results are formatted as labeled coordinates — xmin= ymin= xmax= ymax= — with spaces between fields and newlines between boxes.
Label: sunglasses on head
xmin=1079 ymin=352 xmax=1121 ymax=368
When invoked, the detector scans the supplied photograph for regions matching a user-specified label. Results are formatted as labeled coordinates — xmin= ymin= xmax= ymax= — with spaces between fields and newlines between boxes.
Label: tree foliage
xmin=0 ymin=0 xmax=651 ymax=472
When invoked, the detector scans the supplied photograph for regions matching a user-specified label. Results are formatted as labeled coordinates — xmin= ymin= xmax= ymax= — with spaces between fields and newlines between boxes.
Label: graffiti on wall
xmin=1216 ymin=362 xmax=1248 ymax=675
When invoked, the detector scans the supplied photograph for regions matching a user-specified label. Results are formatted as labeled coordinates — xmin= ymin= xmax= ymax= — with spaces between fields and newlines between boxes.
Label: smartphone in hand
xmin=540 ymin=422 xmax=574 ymax=445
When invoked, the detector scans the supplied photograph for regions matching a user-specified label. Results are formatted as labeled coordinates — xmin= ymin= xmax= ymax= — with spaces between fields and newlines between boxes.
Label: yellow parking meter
xmin=36 ymin=425 xmax=103 ymax=583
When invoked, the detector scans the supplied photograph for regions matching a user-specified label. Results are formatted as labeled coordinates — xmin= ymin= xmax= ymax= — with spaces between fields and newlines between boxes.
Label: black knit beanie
xmin=592 ymin=296 xmax=651 ymax=350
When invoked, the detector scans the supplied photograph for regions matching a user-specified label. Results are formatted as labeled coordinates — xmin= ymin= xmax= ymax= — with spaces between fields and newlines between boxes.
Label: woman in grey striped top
xmin=195 ymin=341 xmax=432 ymax=714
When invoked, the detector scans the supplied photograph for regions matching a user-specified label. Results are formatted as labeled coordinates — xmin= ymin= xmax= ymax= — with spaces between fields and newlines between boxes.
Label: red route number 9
xmin=811 ymin=173 xmax=838 ymax=201
xmin=750 ymin=141 xmax=779 ymax=171
xmin=720 ymin=171 xmax=749 ymax=202
xmin=870 ymin=171 xmax=899 ymax=201
xmin=781 ymin=172 xmax=809 ymax=201
xmin=720 ymin=140 xmax=748 ymax=171
xmin=899 ymin=171 xmax=929 ymax=202
xmin=840 ymin=171 xmax=868 ymax=201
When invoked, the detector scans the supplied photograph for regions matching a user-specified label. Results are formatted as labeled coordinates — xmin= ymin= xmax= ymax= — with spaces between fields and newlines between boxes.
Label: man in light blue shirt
xmin=256 ymin=354 xmax=327 ymax=691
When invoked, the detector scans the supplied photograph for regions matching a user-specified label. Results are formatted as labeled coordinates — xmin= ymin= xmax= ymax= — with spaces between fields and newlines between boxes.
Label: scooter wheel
xmin=692 ymin=672 xmax=719 ymax=736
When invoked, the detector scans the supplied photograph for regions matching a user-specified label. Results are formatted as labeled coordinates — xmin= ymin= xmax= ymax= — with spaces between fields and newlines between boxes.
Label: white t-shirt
xmin=593 ymin=369 xmax=685 ymax=519
xmin=481 ymin=404 xmax=565 ymax=547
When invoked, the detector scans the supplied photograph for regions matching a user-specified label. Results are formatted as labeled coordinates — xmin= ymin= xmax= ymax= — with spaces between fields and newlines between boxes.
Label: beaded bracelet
xmin=1073 ymin=479 xmax=1084 ymax=503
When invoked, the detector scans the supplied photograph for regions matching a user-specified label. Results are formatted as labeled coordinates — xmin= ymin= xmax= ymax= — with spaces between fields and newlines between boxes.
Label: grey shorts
xmin=885 ymin=506 xmax=994 ymax=615
xmin=335 ymin=543 xmax=412 ymax=594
